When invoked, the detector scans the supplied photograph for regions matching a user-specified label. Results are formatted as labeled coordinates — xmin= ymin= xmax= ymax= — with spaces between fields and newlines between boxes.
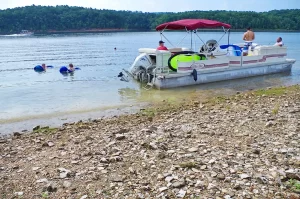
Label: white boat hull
xmin=128 ymin=45 xmax=296 ymax=89
xmin=153 ymin=59 xmax=294 ymax=89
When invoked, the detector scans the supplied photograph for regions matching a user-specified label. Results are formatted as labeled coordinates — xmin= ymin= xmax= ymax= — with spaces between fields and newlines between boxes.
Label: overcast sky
xmin=0 ymin=0 xmax=299 ymax=12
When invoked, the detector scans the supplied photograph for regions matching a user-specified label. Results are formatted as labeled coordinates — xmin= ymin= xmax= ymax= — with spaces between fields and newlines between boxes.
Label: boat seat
xmin=253 ymin=45 xmax=287 ymax=56
xmin=220 ymin=45 xmax=242 ymax=56
xmin=169 ymin=48 xmax=183 ymax=53
xmin=138 ymin=48 xmax=157 ymax=54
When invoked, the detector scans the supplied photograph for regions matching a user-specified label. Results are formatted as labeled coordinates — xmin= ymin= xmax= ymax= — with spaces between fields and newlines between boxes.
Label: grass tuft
xmin=179 ymin=161 xmax=197 ymax=168
xmin=272 ymin=103 xmax=280 ymax=115
xmin=33 ymin=126 xmax=58 ymax=134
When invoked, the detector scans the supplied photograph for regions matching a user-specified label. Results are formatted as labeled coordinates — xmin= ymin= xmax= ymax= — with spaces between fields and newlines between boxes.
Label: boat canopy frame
xmin=156 ymin=19 xmax=231 ymax=52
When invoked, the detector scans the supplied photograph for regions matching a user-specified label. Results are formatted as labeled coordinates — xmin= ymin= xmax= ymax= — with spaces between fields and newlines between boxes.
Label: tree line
xmin=0 ymin=5 xmax=299 ymax=34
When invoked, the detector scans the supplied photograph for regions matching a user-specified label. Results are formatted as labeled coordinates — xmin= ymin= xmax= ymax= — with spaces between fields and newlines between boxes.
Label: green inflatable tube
xmin=168 ymin=52 xmax=206 ymax=72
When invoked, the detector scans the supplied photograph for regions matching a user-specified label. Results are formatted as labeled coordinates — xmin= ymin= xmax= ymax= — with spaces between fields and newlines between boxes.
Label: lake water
xmin=0 ymin=31 xmax=300 ymax=135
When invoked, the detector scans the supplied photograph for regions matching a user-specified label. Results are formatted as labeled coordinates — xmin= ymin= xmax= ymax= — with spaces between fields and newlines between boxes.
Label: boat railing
xmin=155 ymin=50 xmax=171 ymax=74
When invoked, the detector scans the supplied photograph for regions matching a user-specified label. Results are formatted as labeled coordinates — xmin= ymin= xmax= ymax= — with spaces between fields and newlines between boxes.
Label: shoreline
xmin=44 ymin=28 xmax=129 ymax=34
xmin=0 ymin=103 xmax=146 ymax=137
xmin=39 ymin=29 xmax=300 ymax=34
xmin=35 ymin=28 xmax=149 ymax=34
xmin=2 ymin=28 xmax=299 ymax=35
xmin=1 ymin=85 xmax=300 ymax=198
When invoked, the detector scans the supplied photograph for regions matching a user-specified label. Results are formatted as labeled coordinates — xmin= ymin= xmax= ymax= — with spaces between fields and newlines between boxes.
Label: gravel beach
xmin=1 ymin=85 xmax=300 ymax=199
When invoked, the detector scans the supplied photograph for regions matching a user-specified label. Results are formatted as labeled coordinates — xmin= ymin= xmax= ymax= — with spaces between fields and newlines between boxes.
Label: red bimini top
xmin=156 ymin=19 xmax=231 ymax=31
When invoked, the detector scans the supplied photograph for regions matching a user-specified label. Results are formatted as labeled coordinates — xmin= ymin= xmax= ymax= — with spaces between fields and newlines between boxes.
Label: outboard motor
xmin=200 ymin=40 xmax=216 ymax=53
xmin=129 ymin=53 xmax=153 ymax=82
xmin=129 ymin=53 xmax=152 ymax=74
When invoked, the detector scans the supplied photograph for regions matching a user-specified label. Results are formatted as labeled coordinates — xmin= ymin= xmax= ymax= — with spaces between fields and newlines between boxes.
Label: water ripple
xmin=0 ymin=32 xmax=300 ymax=128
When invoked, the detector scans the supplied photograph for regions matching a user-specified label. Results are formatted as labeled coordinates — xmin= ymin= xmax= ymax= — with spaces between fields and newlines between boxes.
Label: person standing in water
xmin=68 ymin=63 xmax=75 ymax=72
xmin=41 ymin=63 xmax=47 ymax=71
xmin=242 ymin=27 xmax=255 ymax=56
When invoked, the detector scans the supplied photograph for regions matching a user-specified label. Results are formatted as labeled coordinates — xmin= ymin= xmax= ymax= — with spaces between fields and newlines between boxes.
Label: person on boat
xmin=41 ymin=63 xmax=47 ymax=71
xmin=274 ymin=37 xmax=284 ymax=47
xmin=243 ymin=27 xmax=255 ymax=41
xmin=243 ymin=27 xmax=255 ymax=56
xmin=157 ymin=40 xmax=168 ymax=50
xmin=68 ymin=63 xmax=75 ymax=72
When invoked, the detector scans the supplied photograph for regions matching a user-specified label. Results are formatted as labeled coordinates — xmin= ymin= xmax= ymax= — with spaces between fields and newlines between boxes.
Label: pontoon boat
xmin=126 ymin=19 xmax=296 ymax=89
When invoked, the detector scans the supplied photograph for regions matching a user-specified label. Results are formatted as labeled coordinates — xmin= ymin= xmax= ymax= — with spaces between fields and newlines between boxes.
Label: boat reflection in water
xmin=118 ymin=71 xmax=292 ymax=104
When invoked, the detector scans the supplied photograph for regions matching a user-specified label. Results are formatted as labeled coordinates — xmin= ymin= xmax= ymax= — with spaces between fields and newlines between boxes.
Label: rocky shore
xmin=1 ymin=86 xmax=300 ymax=199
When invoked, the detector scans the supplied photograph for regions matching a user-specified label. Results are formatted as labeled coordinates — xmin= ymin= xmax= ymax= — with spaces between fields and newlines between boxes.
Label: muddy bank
xmin=0 ymin=85 xmax=300 ymax=199
xmin=0 ymin=104 xmax=145 ymax=137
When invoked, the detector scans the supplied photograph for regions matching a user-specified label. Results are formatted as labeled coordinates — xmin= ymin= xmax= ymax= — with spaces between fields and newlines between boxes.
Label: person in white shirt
xmin=274 ymin=37 xmax=284 ymax=47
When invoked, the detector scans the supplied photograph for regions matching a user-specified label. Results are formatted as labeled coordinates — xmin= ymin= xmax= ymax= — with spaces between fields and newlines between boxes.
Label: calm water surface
xmin=0 ymin=31 xmax=300 ymax=135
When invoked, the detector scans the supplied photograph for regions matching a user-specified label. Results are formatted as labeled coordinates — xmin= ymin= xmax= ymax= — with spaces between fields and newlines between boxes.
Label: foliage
xmin=272 ymin=103 xmax=280 ymax=115
xmin=33 ymin=126 xmax=58 ymax=134
xmin=41 ymin=192 xmax=49 ymax=199
xmin=0 ymin=5 xmax=300 ymax=34
xmin=287 ymin=179 xmax=300 ymax=193
xmin=253 ymin=87 xmax=287 ymax=96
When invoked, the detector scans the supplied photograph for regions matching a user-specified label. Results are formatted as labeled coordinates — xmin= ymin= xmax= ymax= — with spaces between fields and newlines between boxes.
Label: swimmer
xmin=41 ymin=63 xmax=47 ymax=71
xmin=68 ymin=63 xmax=75 ymax=72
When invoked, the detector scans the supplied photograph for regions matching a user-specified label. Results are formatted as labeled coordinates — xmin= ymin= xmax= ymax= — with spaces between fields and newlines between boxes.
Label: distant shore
xmin=36 ymin=28 xmax=150 ymax=34
xmin=44 ymin=28 xmax=128 ymax=34
xmin=1 ymin=28 xmax=299 ymax=35
xmin=36 ymin=29 xmax=300 ymax=34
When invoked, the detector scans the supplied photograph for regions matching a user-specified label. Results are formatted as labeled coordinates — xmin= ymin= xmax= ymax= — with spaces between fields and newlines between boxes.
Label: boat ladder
xmin=143 ymin=82 xmax=154 ymax=90
xmin=143 ymin=73 xmax=154 ymax=90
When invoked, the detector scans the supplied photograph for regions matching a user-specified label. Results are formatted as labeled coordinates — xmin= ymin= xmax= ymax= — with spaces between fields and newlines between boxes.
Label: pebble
xmin=207 ymin=183 xmax=217 ymax=190
xmin=32 ymin=167 xmax=40 ymax=171
xmin=240 ymin=174 xmax=251 ymax=179
xmin=63 ymin=181 xmax=72 ymax=188
xmin=188 ymin=147 xmax=198 ymax=152
xmin=2 ymin=86 xmax=300 ymax=198
xmin=115 ymin=134 xmax=126 ymax=140
xmin=172 ymin=180 xmax=186 ymax=188
xmin=44 ymin=182 xmax=57 ymax=192
xmin=111 ymin=175 xmax=124 ymax=182
xmin=14 ymin=192 xmax=23 ymax=196
xmin=58 ymin=168 xmax=71 ymax=178
xmin=165 ymin=176 xmax=174 ymax=182
xmin=159 ymin=187 xmax=168 ymax=192
xmin=36 ymin=178 xmax=48 ymax=183
xmin=176 ymin=189 xmax=186 ymax=198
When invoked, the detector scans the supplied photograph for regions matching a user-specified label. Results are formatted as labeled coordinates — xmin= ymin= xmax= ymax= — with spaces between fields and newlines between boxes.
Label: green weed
xmin=179 ymin=161 xmax=197 ymax=168
xmin=287 ymin=179 xmax=300 ymax=192
xmin=272 ymin=103 xmax=280 ymax=115
xmin=41 ymin=192 xmax=49 ymax=198
xmin=33 ymin=126 xmax=58 ymax=134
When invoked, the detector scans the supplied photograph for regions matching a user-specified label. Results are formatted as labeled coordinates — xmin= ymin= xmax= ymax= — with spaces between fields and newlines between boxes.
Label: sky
xmin=0 ymin=0 xmax=299 ymax=12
